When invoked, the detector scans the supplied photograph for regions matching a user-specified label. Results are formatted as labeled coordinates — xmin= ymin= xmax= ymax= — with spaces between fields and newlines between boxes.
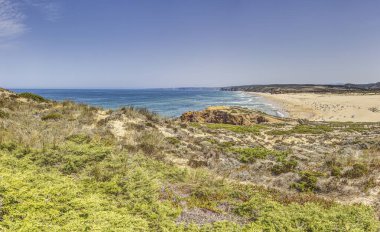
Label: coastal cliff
xmin=180 ymin=106 xmax=286 ymax=125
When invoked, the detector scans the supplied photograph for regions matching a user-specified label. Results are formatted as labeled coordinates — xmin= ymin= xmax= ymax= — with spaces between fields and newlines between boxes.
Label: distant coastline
xmin=221 ymin=82 xmax=380 ymax=94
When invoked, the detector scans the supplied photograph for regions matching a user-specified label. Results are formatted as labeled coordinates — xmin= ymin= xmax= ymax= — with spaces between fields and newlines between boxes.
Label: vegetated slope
xmin=221 ymin=82 xmax=380 ymax=93
xmin=0 ymin=89 xmax=379 ymax=231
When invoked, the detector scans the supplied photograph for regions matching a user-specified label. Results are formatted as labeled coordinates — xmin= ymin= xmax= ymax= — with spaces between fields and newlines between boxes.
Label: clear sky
xmin=0 ymin=0 xmax=379 ymax=88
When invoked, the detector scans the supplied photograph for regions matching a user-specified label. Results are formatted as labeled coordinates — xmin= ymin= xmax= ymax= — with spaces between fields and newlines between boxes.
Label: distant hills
xmin=221 ymin=82 xmax=380 ymax=94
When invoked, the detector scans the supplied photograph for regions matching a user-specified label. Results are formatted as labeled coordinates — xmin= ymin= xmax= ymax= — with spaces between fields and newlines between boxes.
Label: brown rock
xmin=180 ymin=106 xmax=285 ymax=125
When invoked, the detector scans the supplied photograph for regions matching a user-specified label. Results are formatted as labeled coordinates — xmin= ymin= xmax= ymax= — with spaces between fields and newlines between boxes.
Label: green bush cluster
xmin=233 ymin=195 xmax=379 ymax=231
xmin=18 ymin=92 xmax=47 ymax=102
xmin=291 ymin=171 xmax=323 ymax=193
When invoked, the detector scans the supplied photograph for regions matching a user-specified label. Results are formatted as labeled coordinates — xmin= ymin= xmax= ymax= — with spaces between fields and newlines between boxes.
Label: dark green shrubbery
xmin=344 ymin=163 xmax=368 ymax=178
xmin=325 ymin=158 xmax=343 ymax=177
xmin=18 ymin=92 xmax=47 ymax=102
xmin=291 ymin=171 xmax=323 ymax=192
xmin=41 ymin=113 xmax=63 ymax=121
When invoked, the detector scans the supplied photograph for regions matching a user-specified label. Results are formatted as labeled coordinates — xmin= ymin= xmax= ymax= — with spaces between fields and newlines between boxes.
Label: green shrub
xmin=330 ymin=165 xmax=342 ymax=176
xmin=0 ymin=142 xmax=17 ymax=152
xmin=291 ymin=171 xmax=323 ymax=192
xmin=18 ymin=92 xmax=47 ymax=102
xmin=41 ymin=113 xmax=63 ymax=121
xmin=324 ymin=159 xmax=343 ymax=177
xmin=344 ymin=163 xmax=368 ymax=178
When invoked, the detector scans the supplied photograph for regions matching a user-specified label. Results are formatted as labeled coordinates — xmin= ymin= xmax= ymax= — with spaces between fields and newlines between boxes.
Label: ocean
xmin=12 ymin=88 xmax=283 ymax=118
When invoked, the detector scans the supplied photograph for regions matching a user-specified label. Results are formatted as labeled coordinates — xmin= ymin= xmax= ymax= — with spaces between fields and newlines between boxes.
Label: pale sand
xmin=255 ymin=93 xmax=380 ymax=122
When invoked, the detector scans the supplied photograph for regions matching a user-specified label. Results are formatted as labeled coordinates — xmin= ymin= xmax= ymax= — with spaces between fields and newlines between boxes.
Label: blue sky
xmin=0 ymin=0 xmax=380 ymax=88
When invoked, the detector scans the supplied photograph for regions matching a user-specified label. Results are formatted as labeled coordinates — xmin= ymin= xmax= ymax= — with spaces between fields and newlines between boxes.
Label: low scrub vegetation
xmin=205 ymin=123 xmax=265 ymax=134
xmin=230 ymin=146 xmax=289 ymax=163
xmin=268 ymin=124 xmax=334 ymax=135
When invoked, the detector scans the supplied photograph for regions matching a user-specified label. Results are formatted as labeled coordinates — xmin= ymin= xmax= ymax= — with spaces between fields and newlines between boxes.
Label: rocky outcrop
xmin=180 ymin=106 xmax=285 ymax=125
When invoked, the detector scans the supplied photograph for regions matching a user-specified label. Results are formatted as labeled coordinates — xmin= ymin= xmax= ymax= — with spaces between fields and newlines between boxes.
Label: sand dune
xmin=256 ymin=93 xmax=380 ymax=122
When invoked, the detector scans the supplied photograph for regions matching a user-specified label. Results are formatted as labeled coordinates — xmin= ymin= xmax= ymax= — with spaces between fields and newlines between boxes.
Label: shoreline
xmin=253 ymin=92 xmax=380 ymax=122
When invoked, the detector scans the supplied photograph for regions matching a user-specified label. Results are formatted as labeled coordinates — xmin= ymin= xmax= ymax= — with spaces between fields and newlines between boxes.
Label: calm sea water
xmin=12 ymin=89 xmax=283 ymax=118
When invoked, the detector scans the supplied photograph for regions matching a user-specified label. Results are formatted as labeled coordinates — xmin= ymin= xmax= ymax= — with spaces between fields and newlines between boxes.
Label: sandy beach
xmin=255 ymin=93 xmax=380 ymax=122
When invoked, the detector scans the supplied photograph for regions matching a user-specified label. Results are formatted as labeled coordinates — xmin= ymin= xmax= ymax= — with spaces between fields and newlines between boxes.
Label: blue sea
xmin=12 ymin=89 xmax=283 ymax=118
